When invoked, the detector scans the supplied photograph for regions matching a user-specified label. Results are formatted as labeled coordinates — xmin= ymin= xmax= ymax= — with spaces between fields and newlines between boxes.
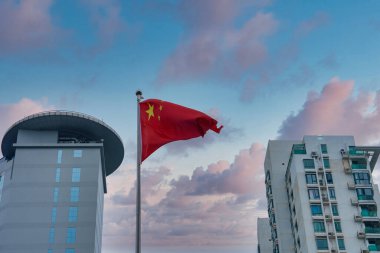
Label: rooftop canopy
xmin=1 ymin=111 xmax=124 ymax=176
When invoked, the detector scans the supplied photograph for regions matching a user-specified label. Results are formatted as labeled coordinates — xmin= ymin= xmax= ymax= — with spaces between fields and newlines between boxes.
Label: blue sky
xmin=1 ymin=1 xmax=380 ymax=252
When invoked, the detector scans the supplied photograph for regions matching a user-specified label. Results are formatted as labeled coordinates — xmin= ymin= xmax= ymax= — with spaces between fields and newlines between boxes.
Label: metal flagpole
xmin=135 ymin=90 xmax=143 ymax=253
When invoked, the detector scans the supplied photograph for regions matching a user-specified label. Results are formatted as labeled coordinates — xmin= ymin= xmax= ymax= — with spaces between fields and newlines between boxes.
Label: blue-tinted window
xmin=332 ymin=204 xmax=339 ymax=216
xmin=323 ymin=158 xmax=330 ymax=168
xmin=72 ymin=168 xmax=81 ymax=182
xmin=53 ymin=188 xmax=59 ymax=203
xmin=70 ymin=187 xmax=79 ymax=202
xmin=57 ymin=150 xmax=62 ymax=164
xmin=354 ymin=172 xmax=371 ymax=185
xmin=328 ymin=188 xmax=336 ymax=200
xmin=65 ymin=249 xmax=75 ymax=253
xmin=338 ymin=238 xmax=345 ymax=250
xmin=48 ymin=249 xmax=53 ymax=253
xmin=308 ymin=188 xmax=320 ymax=200
xmin=310 ymin=205 xmax=323 ymax=216
xmin=66 ymin=227 xmax=76 ymax=243
xmin=321 ymin=144 xmax=328 ymax=154
xmin=335 ymin=221 xmax=342 ymax=233
xmin=303 ymin=159 xmax=315 ymax=169
xmin=316 ymin=237 xmax=328 ymax=250
xmin=305 ymin=173 xmax=317 ymax=184
xmin=51 ymin=207 xmax=57 ymax=223
xmin=49 ymin=227 xmax=55 ymax=243
xmin=313 ymin=221 xmax=325 ymax=232
xmin=356 ymin=188 xmax=374 ymax=200
xmin=69 ymin=207 xmax=78 ymax=222
xmin=325 ymin=172 xmax=333 ymax=184
xmin=55 ymin=168 xmax=61 ymax=182
xmin=73 ymin=150 xmax=82 ymax=158
xmin=0 ymin=175 xmax=4 ymax=202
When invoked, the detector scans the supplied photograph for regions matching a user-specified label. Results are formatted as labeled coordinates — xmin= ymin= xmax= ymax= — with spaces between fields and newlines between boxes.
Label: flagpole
xmin=135 ymin=90 xmax=143 ymax=253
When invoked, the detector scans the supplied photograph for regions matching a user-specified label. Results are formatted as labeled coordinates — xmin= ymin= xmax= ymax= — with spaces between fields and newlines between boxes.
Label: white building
xmin=263 ymin=136 xmax=380 ymax=253
xmin=0 ymin=111 xmax=124 ymax=253
xmin=257 ymin=217 xmax=273 ymax=253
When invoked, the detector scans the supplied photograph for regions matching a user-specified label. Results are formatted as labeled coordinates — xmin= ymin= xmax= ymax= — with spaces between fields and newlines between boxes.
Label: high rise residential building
xmin=257 ymin=217 xmax=273 ymax=253
xmin=263 ymin=136 xmax=380 ymax=253
xmin=0 ymin=111 xmax=124 ymax=253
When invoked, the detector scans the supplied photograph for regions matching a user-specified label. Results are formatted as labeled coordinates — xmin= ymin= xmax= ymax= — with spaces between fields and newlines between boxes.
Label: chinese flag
xmin=139 ymin=99 xmax=223 ymax=162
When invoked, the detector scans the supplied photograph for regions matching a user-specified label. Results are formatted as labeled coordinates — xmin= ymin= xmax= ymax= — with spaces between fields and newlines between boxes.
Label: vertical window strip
xmin=53 ymin=188 xmax=59 ymax=203
xmin=66 ymin=227 xmax=76 ymax=243
xmin=69 ymin=207 xmax=78 ymax=222
xmin=57 ymin=150 xmax=63 ymax=164
xmin=49 ymin=227 xmax=55 ymax=243
xmin=73 ymin=150 xmax=82 ymax=158
xmin=70 ymin=187 xmax=80 ymax=202
xmin=55 ymin=168 xmax=61 ymax=183
xmin=51 ymin=207 xmax=57 ymax=223
xmin=72 ymin=168 xmax=81 ymax=182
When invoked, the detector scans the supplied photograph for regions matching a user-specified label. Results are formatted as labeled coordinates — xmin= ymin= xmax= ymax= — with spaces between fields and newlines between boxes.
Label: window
xmin=308 ymin=188 xmax=320 ymax=200
xmin=66 ymin=227 xmax=76 ymax=243
xmin=338 ymin=238 xmax=346 ymax=250
xmin=69 ymin=207 xmax=78 ymax=222
xmin=315 ymin=237 xmax=328 ymax=250
xmin=332 ymin=204 xmax=339 ymax=216
xmin=65 ymin=249 xmax=75 ymax=253
xmin=328 ymin=188 xmax=336 ymax=200
xmin=305 ymin=174 xmax=317 ymax=184
xmin=53 ymin=188 xmax=59 ymax=203
xmin=303 ymin=159 xmax=315 ymax=169
xmin=57 ymin=150 xmax=62 ymax=164
xmin=70 ymin=187 xmax=79 ymax=202
xmin=356 ymin=188 xmax=374 ymax=200
xmin=334 ymin=221 xmax=342 ymax=233
xmin=325 ymin=172 xmax=333 ymax=184
xmin=321 ymin=144 xmax=328 ymax=154
xmin=49 ymin=227 xmax=55 ymax=243
xmin=0 ymin=175 xmax=4 ymax=202
xmin=323 ymin=158 xmax=330 ymax=168
xmin=55 ymin=168 xmax=61 ymax=183
xmin=48 ymin=250 xmax=53 ymax=253
xmin=313 ymin=221 xmax=325 ymax=232
xmin=351 ymin=158 xmax=367 ymax=169
xmin=51 ymin=207 xmax=57 ymax=223
xmin=73 ymin=150 xmax=82 ymax=158
xmin=311 ymin=205 xmax=323 ymax=216
xmin=354 ymin=172 xmax=371 ymax=185
xmin=71 ymin=168 xmax=81 ymax=182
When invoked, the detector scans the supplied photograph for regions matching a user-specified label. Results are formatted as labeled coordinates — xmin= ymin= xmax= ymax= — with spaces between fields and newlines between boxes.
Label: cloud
xmin=0 ymin=0 xmax=58 ymax=54
xmin=278 ymin=77 xmax=380 ymax=145
xmin=104 ymin=143 xmax=267 ymax=249
xmin=0 ymin=98 xmax=54 ymax=141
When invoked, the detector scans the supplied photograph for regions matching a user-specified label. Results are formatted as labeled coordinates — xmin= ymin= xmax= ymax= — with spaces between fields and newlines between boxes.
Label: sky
xmin=1 ymin=0 xmax=380 ymax=252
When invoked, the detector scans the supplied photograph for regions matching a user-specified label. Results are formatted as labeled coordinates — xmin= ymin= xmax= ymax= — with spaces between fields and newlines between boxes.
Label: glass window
xmin=55 ymin=168 xmax=61 ymax=183
xmin=65 ymin=249 xmax=75 ymax=253
xmin=49 ymin=227 xmax=55 ymax=243
xmin=325 ymin=172 xmax=333 ymax=184
xmin=57 ymin=150 xmax=62 ymax=164
xmin=313 ymin=221 xmax=325 ymax=232
xmin=316 ymin=237 xmax=328 ymax=250
xmin=69 ymin=207 xmax=78 ymax=222
xmin=356 ymin=188 xmax=374 ymax=200
xmin=70 ymin=187 xmax=79 ymax=202
xmin=72 ymin=168 xmax=81 ymax=182
xmin=305 ymin=174 xmax=317 ymax=184
xmin=354 ymin=172 xmax=371 ymax=185
xmin=51 ymin=207 xmax=57 ymax=223
xmin=328 ymin=188 xmax=336 ymax=200
xmin=303 ymin=159 xmax=315 ymax=169
xmin=311 ymin=205 xmax=323 ymax=216
xmin=66 ymin=227 xmax=76 ymax=243
xmin=48 ymin=250 xmax=53 ymax=253
xmin=334 ymin=221 xmax=342 ymax=233
xmin=53 ymin=188 xmax=59 ymax=203
xmin=321 ymin=144 xmax=328 ymax=154
xmin=73 ymin=150 xmax=82 ymax=158
xmin=0 ymin=175 xmax=4 ymax=202
xmin=338 ymin=238 xmax=346 ymax=250
xmin=308 ymin=188 xmax=320 ymax=200
xmin=332 ymin=204 xmax=339 ymax=216
xmin=323 ymin=158 xmax=330 ymax=168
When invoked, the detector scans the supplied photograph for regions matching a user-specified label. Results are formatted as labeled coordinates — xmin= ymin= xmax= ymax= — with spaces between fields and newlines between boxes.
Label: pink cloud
xmin=0 ymin=98 xmax=54 ymax=141
xmin=278 ymin=77 xmax=380 ymax=144
xmin=0 ymin=0 xmax=58 ymax=54
xmin=104 ymin=143 xmax=267 ymax=249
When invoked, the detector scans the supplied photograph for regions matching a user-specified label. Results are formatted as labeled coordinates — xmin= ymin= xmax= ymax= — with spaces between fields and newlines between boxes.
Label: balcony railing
xmin=362 ymin=210 xmax=378 ymax=217
xmin=365 ymin=227 xmax=380 ymax=233
xmin=368 ymin=244 xmax=380 ymax=251
xmin=358 ymin=195 xmax=374 ymax=201
xmin=352 ymin=164 xmax=368 ymax=170
xmin=293 ymin=144 xmax=306 ymax=154
xmin=349 ymin=146 xmax=366 ymax=156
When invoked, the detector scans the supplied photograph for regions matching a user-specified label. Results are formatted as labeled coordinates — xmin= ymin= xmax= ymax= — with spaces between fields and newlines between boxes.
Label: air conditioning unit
xmin=354 ymin=215 xmax=363 ymax=222
xmin=331 ymin=249 xmax=337 ymax=253
xmin=357 ymin=231 xmax=365 ymax=239
xmin=328 ymin=232 xmax=335 ymax=238
xmin=275 ymin=239 xmax=279 ymax=245
xmin=311 ymin=151 xmax=318 ymax=158
xmin=272 ymin=223 xmax=277 ymax=229
xmin=361 ymin=249 xmax=370 ymax=253
xmin=351 ymin=197 xmax=359 ymax=206
xmin=325 ymin=214 xmax=332 ymax=220
xmin=347 ymin=182 xmax=355 ymax=189
xmin=319 ymin=179 xmax=325 ymax=186
xmin=344 ymin=166 xmax=352 ymax=174
xmin=340 ymin=149 xmax=347 ymax=156
xmin=318 ymin=167 xmax=324 ymax=172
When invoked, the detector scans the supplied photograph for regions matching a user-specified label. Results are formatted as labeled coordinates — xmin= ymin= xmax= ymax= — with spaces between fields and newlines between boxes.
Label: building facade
xmin=264 ymin=136 xmax=380 ymax=253
xmin=257 ymin=217 xmax=273 ymax=253
xmin=0 ymin=111 xmax=124 ymax=253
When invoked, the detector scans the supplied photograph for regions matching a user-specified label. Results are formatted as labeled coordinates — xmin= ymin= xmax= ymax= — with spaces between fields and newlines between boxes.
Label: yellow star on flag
xmin=146 ymin=103 xmax=154 ymax=120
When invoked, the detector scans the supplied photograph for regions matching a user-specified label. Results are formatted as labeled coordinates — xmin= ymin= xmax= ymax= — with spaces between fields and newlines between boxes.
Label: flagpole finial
xmin=136 ymin=90 xmax=143 ymax=101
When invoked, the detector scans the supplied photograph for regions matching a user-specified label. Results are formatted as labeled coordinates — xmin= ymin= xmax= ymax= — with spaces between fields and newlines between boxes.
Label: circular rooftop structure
xmin=1 ymin=111 xmax=124 ymax=176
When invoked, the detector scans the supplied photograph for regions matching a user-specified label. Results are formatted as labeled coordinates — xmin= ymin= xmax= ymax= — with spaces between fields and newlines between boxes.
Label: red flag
xmin=139 ymin=99 xmax=223 ymax=162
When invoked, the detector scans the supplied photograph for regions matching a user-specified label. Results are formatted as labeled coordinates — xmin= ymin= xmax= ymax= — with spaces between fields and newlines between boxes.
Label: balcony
xmin=365 ymin=227 xmax=380 ymax=234
xmin=368 ymin=244 xmax=380 ymax=251
xmin=349 ymin=146 xmax=367 ymax=157
xmin=293 ymin=144 xmax=306 ymax=154
xmin=352 ymin=163 xmax=368 ymax=170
